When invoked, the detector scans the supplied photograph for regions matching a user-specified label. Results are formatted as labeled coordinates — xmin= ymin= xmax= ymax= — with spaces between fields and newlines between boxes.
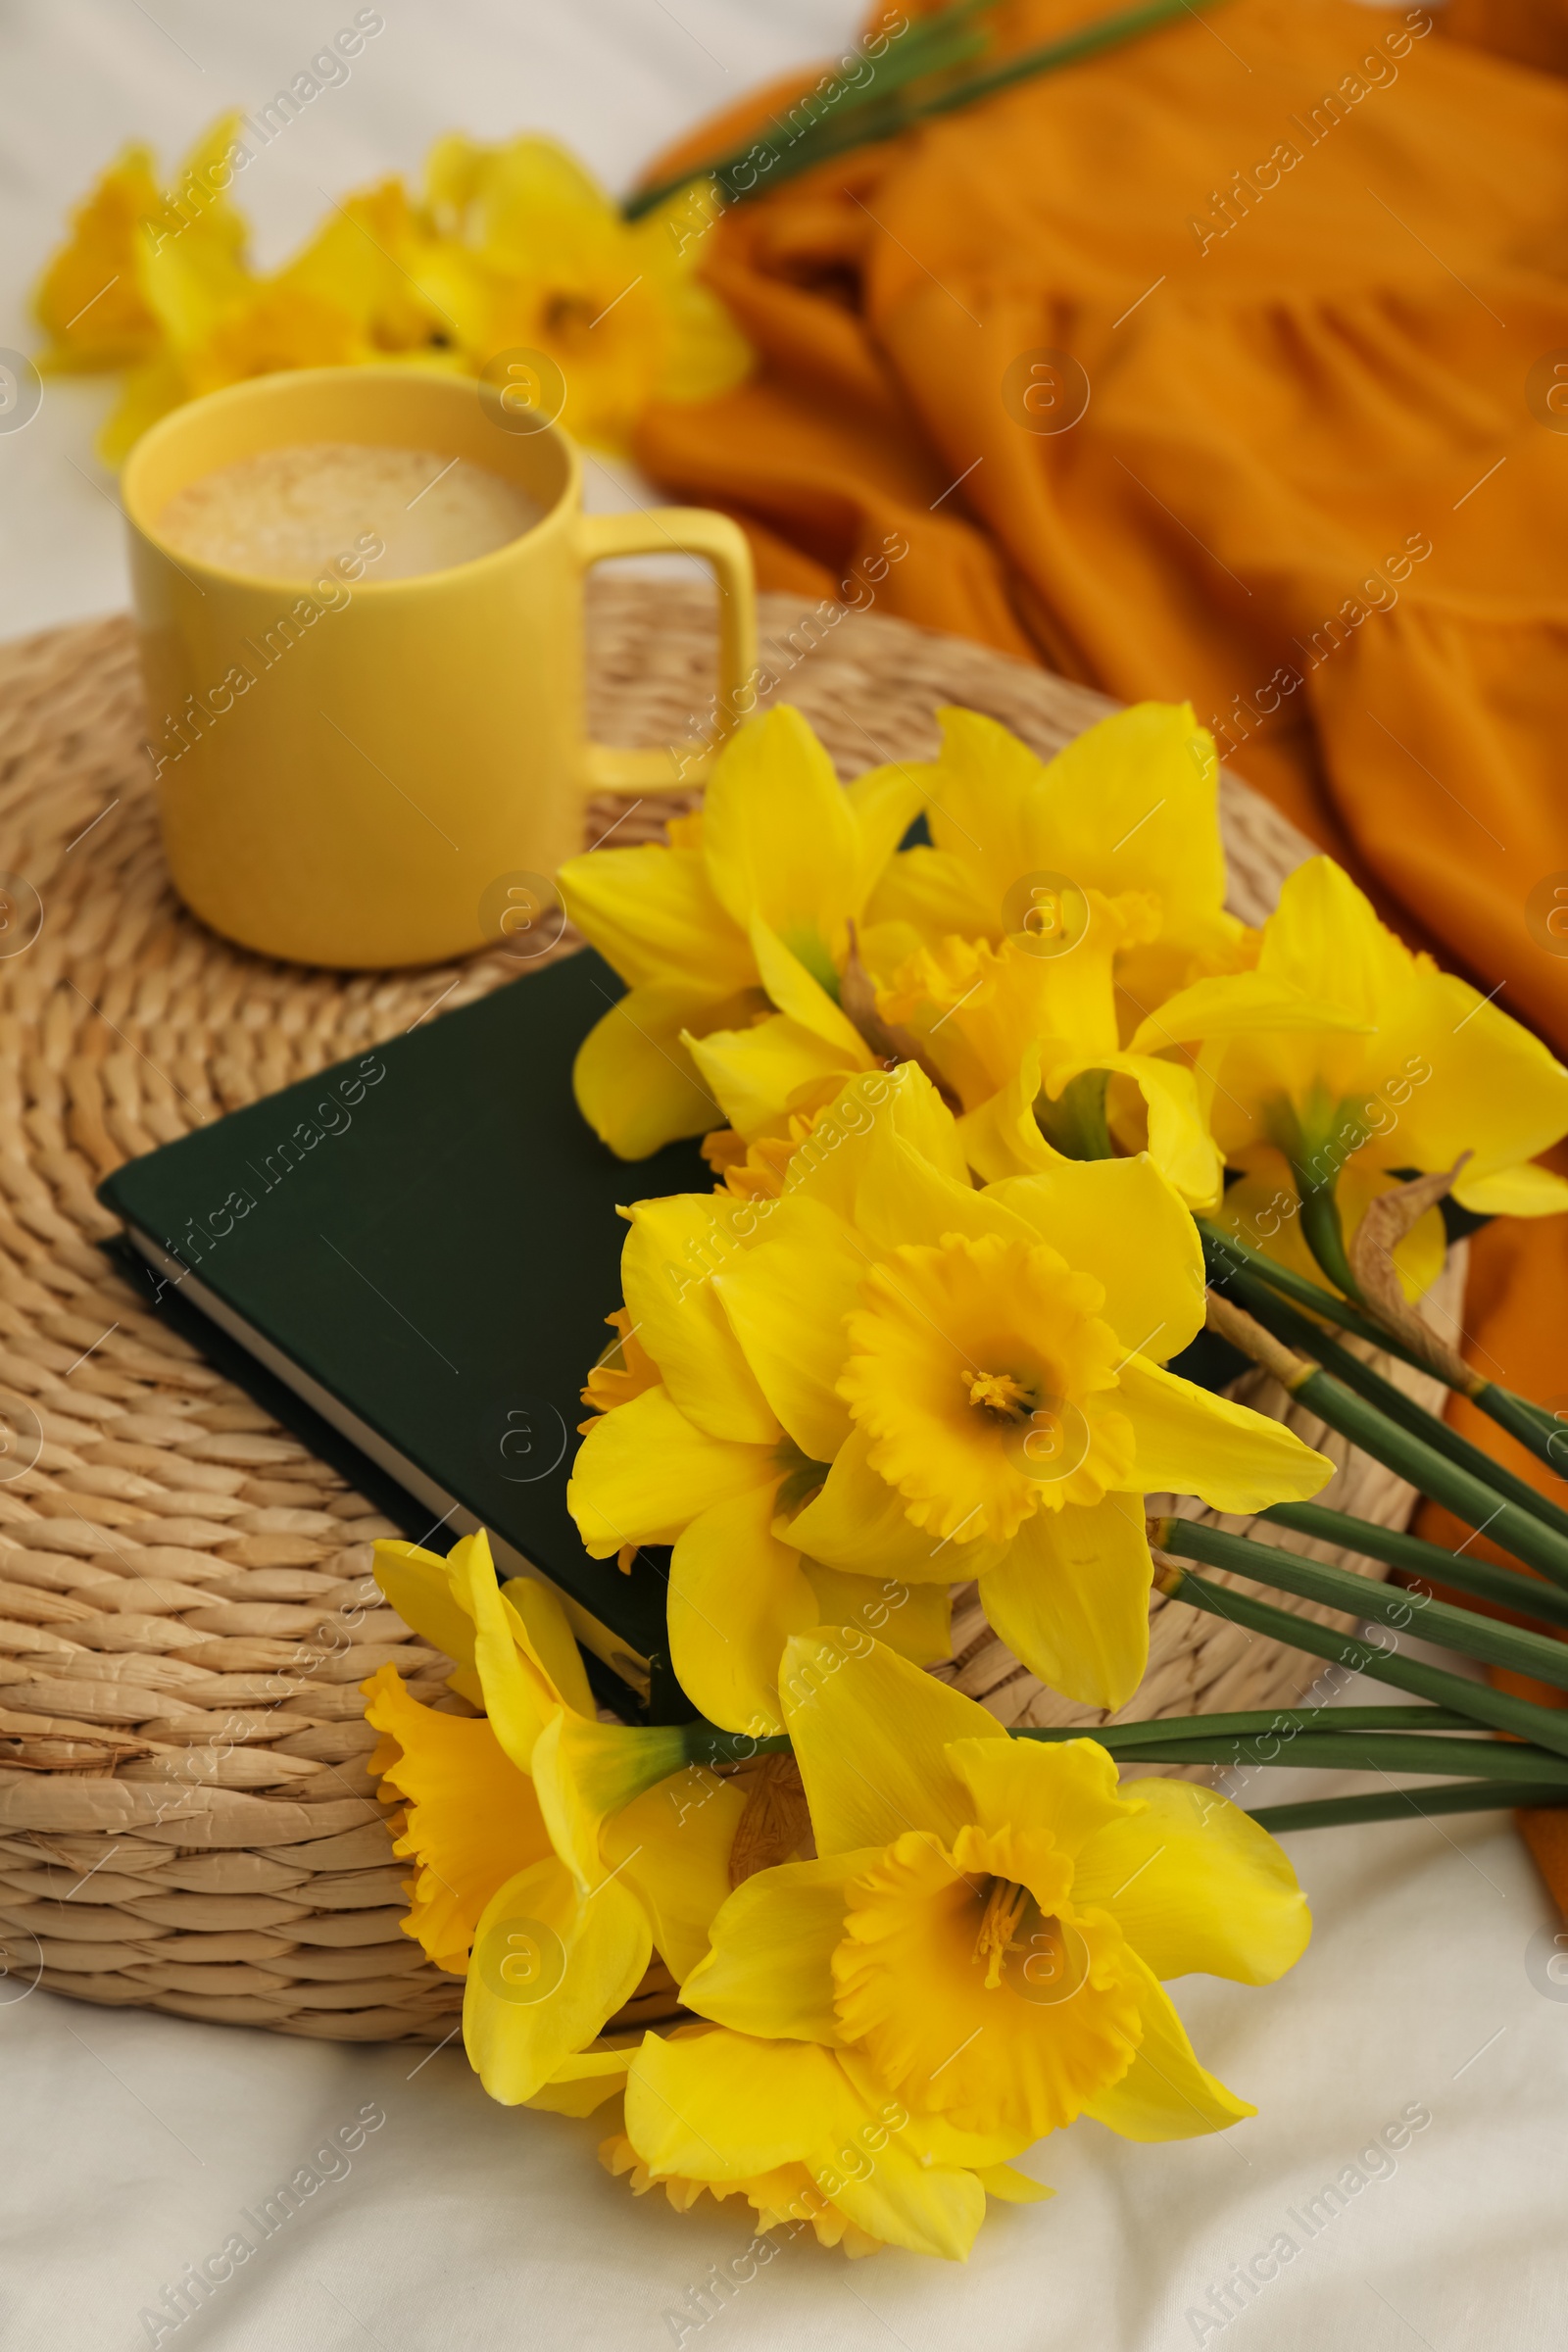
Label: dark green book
xmin=96 ymin=951 xmax=709 ymax=1718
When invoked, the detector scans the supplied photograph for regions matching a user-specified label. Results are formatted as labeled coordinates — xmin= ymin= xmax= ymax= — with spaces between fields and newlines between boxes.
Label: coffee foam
xmin=156 ymin=441 xmax=543 ymax=582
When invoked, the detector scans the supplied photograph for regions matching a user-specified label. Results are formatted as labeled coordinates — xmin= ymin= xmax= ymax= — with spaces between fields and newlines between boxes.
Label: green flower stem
xmin=1018 ymin=1702 xmax=1477 ymax=1745
xmin=1153 ymin=1518 xmax=1568 ymax=1695
xmin=625 ymin=0 xmax=1002 ymax=218
xmin=1474 ymin=1384 xmax=1568 ymax=1475
xmin=1040 ymin=1730 xmax=1568 ymax=1780
xmin=1200 ymin=1220 xmax=1568 ymax=1479
xmin=1288 ymin=1365 xmax=1568 ymax=1591
xmin=1221 ymin=1265 xmax=1568 ymax=1545
xmin=1037 ymin=1068 xmax=1113 ymax=1159
xmin=680 ymin=1702 xmax=1512 ymax=1773
xmin=1249 ymin=1780 xmax=1568 ymax=1833
xmin=1293 ymin=1176 xmax=1363 ymax=1302
xmin=1153 ymin=1560 xmax=1568 ymax=1760
xmin=623 ymin=0 xmax=1208 ymax=218
xmin=1200 ymin=1220 xmax=1413 ymax=1356
xmin=1261 ymin=1500 xmax=1568 ymax=1632
xmin=681 ymin=1729 xmax=792 ymax=1767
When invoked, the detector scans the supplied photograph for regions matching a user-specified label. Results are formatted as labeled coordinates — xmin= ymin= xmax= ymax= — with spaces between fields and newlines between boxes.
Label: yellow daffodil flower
xmin=33 ymin=116 xmax=248 ymax=378
xmin=558 ymin=705 xmax=921 ymax=1158
xmin=617 ymin=1632 xmax=1308 ymax=2259
xmin=864 ymin=702 xmax=1246 ymax=1003
xmin=610 ymin=2022 xmax=1053 ymax=2259
xmin=671 ymin=705 xmax=1349 ymax=1200
xmin=36 ymin=122 xmax=752 ymax=463
xmin=567 ymin=1064 xmax=1332 ymax=1732
xmin=417 ymin=134 xmax=750 ymax=453
xmin=1170 ymin=857 xmax=1568 ymax=1296
xmin=365 ymin=1530 xmax=751 ymax=2100
xmin=874 ymin=903 xmax=1235 ymax=1203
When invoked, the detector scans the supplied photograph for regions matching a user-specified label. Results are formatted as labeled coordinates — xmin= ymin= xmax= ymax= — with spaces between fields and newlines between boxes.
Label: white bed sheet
xmin=3 ymin=5 xmax=1565 ymax=2343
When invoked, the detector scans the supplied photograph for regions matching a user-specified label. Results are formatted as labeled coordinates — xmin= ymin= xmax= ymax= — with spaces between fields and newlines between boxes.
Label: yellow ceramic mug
xmin=122 ymin=367 xmax=757 ymax=967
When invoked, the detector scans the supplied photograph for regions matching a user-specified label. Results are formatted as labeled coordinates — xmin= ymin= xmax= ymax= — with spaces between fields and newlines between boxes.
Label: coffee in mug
xmin=156 ymin=441 xmax=543 ymax=581
xmin=122 ymin=368 xmax=758 ymax=967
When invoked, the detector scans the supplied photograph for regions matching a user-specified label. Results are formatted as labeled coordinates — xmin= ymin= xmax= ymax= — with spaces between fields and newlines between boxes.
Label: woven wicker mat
xmin=0 ymin=579 xmax=1459 ymax=2041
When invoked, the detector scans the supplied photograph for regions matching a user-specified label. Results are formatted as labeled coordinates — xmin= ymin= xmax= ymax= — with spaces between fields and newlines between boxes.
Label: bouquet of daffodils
xmin=34 ymin=120 xmax=750 ymax=464
xmin=363 ymin=704 xmax=1568 ymax=2259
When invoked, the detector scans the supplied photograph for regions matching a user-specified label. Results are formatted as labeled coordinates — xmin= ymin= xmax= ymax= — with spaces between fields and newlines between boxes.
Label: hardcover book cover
xmin=95 ymin=950 xmax=710 ymax=1712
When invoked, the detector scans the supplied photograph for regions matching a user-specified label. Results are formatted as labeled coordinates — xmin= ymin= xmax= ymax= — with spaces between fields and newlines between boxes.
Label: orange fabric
xmin=636 ymin=0 xmax=1568 ymax=1902
xmin=1414 ymin=1215 xmax=1568 ymax=1902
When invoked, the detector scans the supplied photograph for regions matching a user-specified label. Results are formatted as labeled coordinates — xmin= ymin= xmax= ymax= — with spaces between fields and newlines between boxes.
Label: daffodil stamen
xmin=963 ymin=1369 xmax=1038 ymax=1422
xmin=973 ymin=1876 xmax=1033 ymax=1988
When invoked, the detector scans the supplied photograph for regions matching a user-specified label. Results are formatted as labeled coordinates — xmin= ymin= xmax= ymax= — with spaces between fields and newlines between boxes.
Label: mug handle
xmin=574 ymin=508 xmax=758 ymax=795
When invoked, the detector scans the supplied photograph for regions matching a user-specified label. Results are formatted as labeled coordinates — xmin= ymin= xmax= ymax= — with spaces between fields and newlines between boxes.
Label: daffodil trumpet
xmin=1152 ymin=1555 xmax=1568 ymax=1763
xmin=1202 ymin=1220 xmax=1568 ymax=1477
xmin=1149 ymin=1514 xmax=1568 ymax=1698
xmin=1204 ymin=1294 xmax=1568 ymax=1593
xmin=1261 ymin=1500 xmax=1568 ymax=1633
xmin=1210 ymin=1256 xmax=1568 ymax=1545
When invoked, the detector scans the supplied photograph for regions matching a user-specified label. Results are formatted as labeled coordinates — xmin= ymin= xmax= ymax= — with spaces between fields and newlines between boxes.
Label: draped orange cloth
xmin=635 ymin=0 xmax=1568 ymax=1896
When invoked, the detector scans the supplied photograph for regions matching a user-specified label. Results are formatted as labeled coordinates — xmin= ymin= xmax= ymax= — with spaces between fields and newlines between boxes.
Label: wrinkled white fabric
xmin=6 ymin=1735 xmax=1566 ymax=2352
xmin=3 ymin=5 xmax=1566 ymax=2344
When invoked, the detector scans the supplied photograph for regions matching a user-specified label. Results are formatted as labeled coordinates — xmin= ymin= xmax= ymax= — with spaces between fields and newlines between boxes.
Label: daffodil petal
xmin=779 ymin=1629 xmax=1005 ymax=1856
xmin=607 ymin=1767 xmax=753 ymax=1982
xmin=977 ymin=2164 xmax=1055 ymax=2204
xmin=854 ymin=1126 xmax=1035 ymax=1256
xmin=454 ymin=1532 xmax=559 ymax=1774
xmin=713 ymin=1193 xmax=859 ymax=1460
xmin=371 ymin=1538 xmax=477 ymax=1668
xmin=700 ymin=705 xmax=860 ymax=968
xmin=499 ymin=1576 xmax=595 ymax=1718
xmin=786 ymin=1423 xmax=984 ymax=1586
xmin=531 ymin=1709 xmax=688 ymax=1891
xmin=957 ymin=1044 xmax=1059 ymax=1184
xmin=1130 ymin=970 xmax=1373 ymax=1054
xmin=464 ymin=1857 xmax=650 ymax=2105
xmin=1073 ymin=1779 xmax=1310 ymax=1984
xmin=774 ymin=1062 xmax=974 ymax=1224
xmin=571 ymin=981 xmax=724 ymax=1158
xmin=1109 ymin=1054 xmax=1223 ymax=1209
xmin=975 ymin=1497 xmax=1152 ymax=1710
xmin=864 ymin=839 xmax=998 ymax=946
xmin=1034 ymin=703 xmax=1233 ymax=951
xmin=1390 ymin=974 xmax=1568 ymax=1185
xmin=687 ymin=1013 xmax=858 ymax=1142
xmin=621 ymin=1194 xmax=780 ymax=1445
xmin=1080 ymin=1953 xmax=1254 ymax=2141
xmin=669 ymin=1483 xmax=821 ymax=1736
xmin=625 ymin=2026 xmax=844 ymax=2178
xmin=1452 ymin=1161 xmax=1568 ymax=1216
xmin=986 ymin=1154 xmax=1206 ymax=1363
xmin=945 ymin=1732 xmax=1131 ymax=1858
xmin=1117 ymin=1355 xmax=1334 ymax=1510
xmin=524 ymin=2046 xmax=634 ymax=2118
xmin=844 ymin=762 xmax=924 ymax=903
xmin=750 ymin=913 xmax=869 ymax=1059
xmin=683 ymin=1853 xmax=873 ymax=2039
xmin=828 ymin=2117 xmax=989 ymax=2263
xmin=800 ymin=1560 xmax=953 ymax=1666
xmin=557 ymin=842 xmax=752 ymax=992
xmin=568 ymin=1383 xmax=778 ymax=1557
